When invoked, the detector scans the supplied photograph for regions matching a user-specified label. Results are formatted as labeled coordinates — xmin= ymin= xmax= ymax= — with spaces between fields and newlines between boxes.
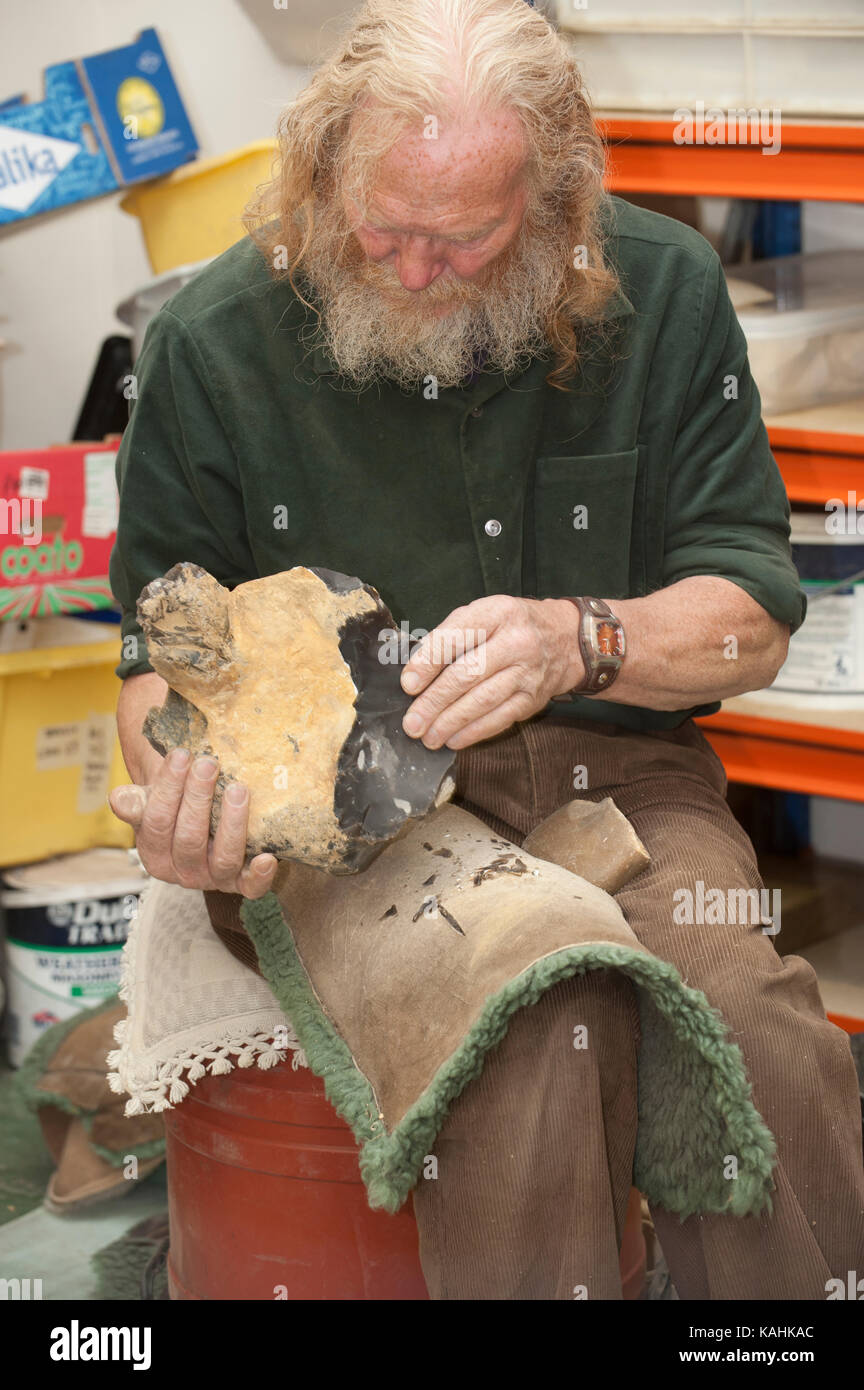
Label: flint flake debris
xmin=439 ymin=904 xmax=465 ymax=936
xmin=411 ymin=896 xmax=465 ymax=936
xmin=472 ymin=852 xmax=530 ymax=886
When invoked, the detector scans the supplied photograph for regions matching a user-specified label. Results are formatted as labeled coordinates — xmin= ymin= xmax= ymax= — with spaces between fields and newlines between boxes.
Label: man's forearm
xmin=593 ymin=576 xmax=790 ymax=711
xmin=116 ymin=671 xmax=169 ymax=785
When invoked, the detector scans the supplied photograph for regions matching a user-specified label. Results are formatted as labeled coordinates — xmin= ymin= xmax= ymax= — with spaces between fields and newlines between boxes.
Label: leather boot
xmin=24 ymin=1000 xmax=165 ymax=1215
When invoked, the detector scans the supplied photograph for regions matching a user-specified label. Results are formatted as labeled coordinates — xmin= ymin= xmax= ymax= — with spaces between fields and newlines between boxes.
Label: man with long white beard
xmin=108 ymin=0 xmax=864 ymax=1299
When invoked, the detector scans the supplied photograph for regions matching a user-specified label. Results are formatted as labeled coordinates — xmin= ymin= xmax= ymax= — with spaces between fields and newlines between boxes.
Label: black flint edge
xmin=318 ymin=572 xmax=455 ymax=870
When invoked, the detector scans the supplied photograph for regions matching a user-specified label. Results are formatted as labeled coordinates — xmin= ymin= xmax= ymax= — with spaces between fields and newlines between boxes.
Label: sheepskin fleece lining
xmin=241 ymin=890 xmax=777 ymax=1219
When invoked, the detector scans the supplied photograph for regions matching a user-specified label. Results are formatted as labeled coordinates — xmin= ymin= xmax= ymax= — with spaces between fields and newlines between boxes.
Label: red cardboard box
xmin=0 ymin=443 xmax=119 ymax=620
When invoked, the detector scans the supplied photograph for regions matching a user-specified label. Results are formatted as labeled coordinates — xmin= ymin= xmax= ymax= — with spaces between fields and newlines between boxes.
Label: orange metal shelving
xmin=698 ymin=425 xmax=864 ymax=805
xmin=696 ymin=710 xmax=864 ymax=803
xmin=767 ymin=424 xmax=864 ymax=458
xmin=601 ymin=115 xmax=864 ymax=805
xmin=769 ymin=425 xmax=864 ymax=507
xmin=772 ymin=450 xmax=862 ymax=506
xmin=827 ymin=1012 xmax=864 ymax=1036
xmin=602 ymin=113 xmax=864 ymax=1025
xmin=599 ymin=116 xmax=864 ymax=203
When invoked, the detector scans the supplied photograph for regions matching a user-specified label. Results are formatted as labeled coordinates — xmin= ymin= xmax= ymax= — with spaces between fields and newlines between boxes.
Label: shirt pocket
xmin=533 ymin=448 xmax=640 ymax=601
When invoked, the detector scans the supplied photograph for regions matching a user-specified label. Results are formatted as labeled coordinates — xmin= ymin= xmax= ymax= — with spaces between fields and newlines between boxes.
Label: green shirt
xmin=109 ymin=195 xmax=805 ymax=731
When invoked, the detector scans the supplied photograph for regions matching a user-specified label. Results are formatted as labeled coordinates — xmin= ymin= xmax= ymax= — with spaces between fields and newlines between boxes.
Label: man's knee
xmin=614 ymin=838 xmax=858 ymax=1114
xmin=424 ymin=966 xmax=640 ymax=1154
xmin=514 ymin=966 xmax=641 ymax=1061
xmin=680 ymin=947 xmax=859 ymax=1130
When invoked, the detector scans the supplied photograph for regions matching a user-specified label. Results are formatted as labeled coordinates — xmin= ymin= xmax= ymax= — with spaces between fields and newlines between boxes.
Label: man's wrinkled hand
xmin=399 ymin=595 xmax=583 ymax=750
xmin=108 ymin=748 xmax=278 ymax=898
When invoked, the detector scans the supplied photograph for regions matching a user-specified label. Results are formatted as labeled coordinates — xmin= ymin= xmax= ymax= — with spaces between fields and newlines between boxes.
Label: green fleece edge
xmin=241 ymin=892 xmax=777 ymax=1220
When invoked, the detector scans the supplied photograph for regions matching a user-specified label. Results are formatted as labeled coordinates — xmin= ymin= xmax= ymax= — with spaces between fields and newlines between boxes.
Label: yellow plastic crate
xmin=0 ymin=637 xmax=133 ymax=867
xmin=119 ymin=141 xmax=278 ymax=274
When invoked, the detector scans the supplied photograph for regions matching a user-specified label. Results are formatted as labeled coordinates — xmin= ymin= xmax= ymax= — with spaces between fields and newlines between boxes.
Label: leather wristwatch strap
xmin=551 ymin=596 xmax=625 ymax=700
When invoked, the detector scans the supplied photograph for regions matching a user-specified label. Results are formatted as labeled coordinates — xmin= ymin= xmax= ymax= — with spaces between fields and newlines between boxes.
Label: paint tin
xmin=765 ymin=511 xmax=864 ymax=703
xmin=1 ymin=848 xmax=147 ymax=1067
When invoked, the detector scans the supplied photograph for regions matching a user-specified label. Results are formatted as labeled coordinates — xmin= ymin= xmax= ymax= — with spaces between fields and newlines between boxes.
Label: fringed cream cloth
xmin=106 ymin=875 xmax=306 ymax=1114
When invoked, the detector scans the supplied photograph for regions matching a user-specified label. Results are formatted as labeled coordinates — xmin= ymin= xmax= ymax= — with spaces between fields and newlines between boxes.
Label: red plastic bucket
xmin=164 ymin=1059 xmax=429 ymax=1300
xmin=165 ymin=1058 xmax=646 ymax=1300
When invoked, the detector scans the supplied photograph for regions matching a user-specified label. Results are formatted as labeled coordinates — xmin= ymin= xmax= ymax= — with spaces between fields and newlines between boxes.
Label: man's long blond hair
xmin=243 ymin=0 xmax=619 ymax=389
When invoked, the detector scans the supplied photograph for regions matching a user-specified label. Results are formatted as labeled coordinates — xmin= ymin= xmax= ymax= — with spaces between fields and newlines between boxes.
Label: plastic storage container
xmin=727 ymin=251 xmax=864 ymax=416
xmin=556 ymin=4 xmax=864 ymax=117
xmin=119 ymin=142 xmax=277 ymax=275
xmin=0 ymin=619 xmax=133 ymax=866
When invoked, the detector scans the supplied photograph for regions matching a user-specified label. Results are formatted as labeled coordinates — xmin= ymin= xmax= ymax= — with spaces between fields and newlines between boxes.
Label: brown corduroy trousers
xmin=409 ymin=715 xmax=864 ymax=1300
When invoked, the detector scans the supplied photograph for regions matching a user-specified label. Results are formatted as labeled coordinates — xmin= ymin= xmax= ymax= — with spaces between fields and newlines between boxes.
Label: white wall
xmin=0 ymin=0 xmax=309 ymax=450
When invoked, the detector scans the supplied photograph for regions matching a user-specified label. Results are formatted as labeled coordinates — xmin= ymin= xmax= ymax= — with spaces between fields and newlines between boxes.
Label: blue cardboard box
xmin=0 ymin=28 xmax=198 ymax=226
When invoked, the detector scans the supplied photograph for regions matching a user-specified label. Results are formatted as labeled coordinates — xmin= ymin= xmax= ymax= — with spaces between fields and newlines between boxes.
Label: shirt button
xmin=484 ymin=518 xmax=502 ymax=537
xmin=470 ymin=406 xmax=483 ymax=418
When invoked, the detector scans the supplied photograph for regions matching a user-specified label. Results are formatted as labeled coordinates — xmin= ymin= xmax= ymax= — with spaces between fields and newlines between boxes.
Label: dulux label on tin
xmin=3 ymin=888 xmax=140 ymax=1067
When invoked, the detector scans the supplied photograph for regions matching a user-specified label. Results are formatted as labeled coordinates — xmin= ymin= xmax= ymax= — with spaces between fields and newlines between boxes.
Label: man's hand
xmin=397 ymin=578 xmax=790 ymax=751
xmin=399 ymin=595 xmax=583 ymax=750
xmin=108 ymin=749 xmax=278 ymax=898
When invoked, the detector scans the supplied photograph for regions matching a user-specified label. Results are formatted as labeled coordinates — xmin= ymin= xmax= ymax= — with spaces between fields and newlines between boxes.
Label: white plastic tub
xmin=727 ymin=251 xmax=864 ymax=416
xmin=556 ymin=4 xmax=864 ymax=117
xmin=558 ymin=1 xmax=863 ymax=20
